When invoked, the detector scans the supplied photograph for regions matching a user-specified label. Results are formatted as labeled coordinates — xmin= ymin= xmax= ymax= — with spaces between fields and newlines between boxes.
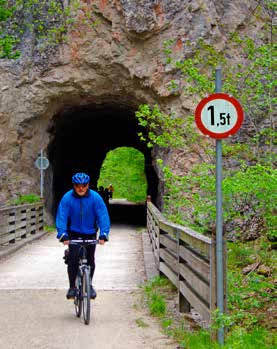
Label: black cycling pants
xmin=67 ymin=232 xmax=96 ymax=288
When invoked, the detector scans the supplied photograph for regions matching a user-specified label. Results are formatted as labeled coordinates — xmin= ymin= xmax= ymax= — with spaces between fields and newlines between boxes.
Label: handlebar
xmin=69 ymin=239 xmax=99 ymax=245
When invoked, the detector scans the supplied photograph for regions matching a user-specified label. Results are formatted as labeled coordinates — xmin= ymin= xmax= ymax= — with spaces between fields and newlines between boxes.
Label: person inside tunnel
xmin=55 ymin=172 xmax=110 ymax=300
xmin=107 ymin=183 xmax=114 ymax=199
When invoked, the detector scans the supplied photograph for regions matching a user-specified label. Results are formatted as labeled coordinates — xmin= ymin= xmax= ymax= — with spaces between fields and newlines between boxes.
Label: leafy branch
xmin=136 ymin=1 xmax=276 ymax=241
xmin=0 ymin=0 xmax=98 ymax=59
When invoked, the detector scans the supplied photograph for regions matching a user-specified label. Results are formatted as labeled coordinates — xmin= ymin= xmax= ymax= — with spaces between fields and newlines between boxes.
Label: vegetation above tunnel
xmin=0 ymin=0 xmax=96 ymax=59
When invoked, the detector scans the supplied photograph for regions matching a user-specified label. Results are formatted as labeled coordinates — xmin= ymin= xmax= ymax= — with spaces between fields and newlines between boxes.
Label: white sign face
xmin=35 ymin=156 xmax=49 ymax=170
xmin=195 ymin=93 xmax=244 ymax=139
xmin=201 ymin=99 xmax=238 ymax=134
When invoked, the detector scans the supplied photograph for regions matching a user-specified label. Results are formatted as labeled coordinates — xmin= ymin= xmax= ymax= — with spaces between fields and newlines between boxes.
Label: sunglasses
xmin=73 ymin=184 xmax=89 ymax=189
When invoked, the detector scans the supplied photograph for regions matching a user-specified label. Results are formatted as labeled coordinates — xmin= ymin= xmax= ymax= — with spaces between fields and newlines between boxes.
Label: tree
xmin=136 ymin=1 xmax=276 ymax=241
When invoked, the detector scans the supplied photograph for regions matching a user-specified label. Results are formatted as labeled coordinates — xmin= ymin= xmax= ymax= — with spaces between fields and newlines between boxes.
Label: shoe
xmin=90 ymin=285 xmax=97 ymax=299
xmin=66 ymin=287 xmax=76 ymax=299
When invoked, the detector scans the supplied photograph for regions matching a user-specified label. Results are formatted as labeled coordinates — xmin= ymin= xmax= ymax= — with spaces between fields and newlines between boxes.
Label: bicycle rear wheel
xmin=82 ymin=267 xmax=91 ymax=325
xmin=74 ymin=273 xmax=82 ymax=318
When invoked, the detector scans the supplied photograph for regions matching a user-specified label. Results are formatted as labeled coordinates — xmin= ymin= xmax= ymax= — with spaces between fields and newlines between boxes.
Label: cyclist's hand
xmin=63 ymin=240 xmax=69 ymax=246
xmin=99 ymin=239 xmax=105 ymax=245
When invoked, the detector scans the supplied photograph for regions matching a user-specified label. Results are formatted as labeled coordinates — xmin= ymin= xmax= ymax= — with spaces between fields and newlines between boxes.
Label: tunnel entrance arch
xmin=46 ymin=102 xmax=158 ymax=222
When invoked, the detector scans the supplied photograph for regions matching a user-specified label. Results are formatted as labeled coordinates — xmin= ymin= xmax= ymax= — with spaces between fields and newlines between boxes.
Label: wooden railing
xmin=147 ymin=201 xmax=226 ymax=324
xmin=0 ymin=203 xmax=44 ymax=246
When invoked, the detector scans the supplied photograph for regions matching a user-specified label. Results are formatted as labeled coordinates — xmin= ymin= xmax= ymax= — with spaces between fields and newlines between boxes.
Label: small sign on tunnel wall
xmin=35 ymin=151 xmax=49 ymax=198
xmin=35 ymin=156 xmax=49 ymax=170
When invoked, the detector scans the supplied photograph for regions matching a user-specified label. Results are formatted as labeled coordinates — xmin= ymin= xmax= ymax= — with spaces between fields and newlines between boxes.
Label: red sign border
xmin=195 ymin=93 xmax=244 ymax=139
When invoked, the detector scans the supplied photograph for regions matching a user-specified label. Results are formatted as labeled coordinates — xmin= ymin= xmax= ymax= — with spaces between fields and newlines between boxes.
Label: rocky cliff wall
xmin=0 ymin=0 xmax=270 ymax=212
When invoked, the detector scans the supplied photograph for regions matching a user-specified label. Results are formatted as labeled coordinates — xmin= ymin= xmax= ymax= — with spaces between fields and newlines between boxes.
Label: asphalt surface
xmin=0 ymin=224 xmax=176 ymax=349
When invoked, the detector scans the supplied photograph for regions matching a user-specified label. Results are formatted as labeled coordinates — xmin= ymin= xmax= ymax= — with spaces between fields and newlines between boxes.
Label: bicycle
xmin=69 ymin=239 xmax=99 ymax=325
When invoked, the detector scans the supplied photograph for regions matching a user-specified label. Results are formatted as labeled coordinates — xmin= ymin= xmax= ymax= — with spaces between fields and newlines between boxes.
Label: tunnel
xmin=46 ymin=103 xmax=159 ymax=225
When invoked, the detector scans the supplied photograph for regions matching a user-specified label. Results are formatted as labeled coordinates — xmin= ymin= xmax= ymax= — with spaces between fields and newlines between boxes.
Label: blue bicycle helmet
xmin=72 ymin=172 xmax=90 ymax=184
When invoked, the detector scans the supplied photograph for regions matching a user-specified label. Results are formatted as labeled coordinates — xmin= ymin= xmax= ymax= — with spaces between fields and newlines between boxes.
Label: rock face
xmin=0 ymin=0 xmax=270 ymax=218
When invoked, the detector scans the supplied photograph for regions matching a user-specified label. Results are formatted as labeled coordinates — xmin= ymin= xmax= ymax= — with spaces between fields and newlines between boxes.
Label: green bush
xmin=10 ymin=194 xmax=41 ymax=205
xmin=160 ymin=162 xmax=276 ymax=240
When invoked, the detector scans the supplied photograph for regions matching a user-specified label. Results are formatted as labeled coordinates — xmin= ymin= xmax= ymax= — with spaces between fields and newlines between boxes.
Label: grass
xmin=141 ymin=256 xmax=276 ymax=349
xmin=170 ymin=326 xmax=276 ymax=349
xmin=142 ymin=276 xmax=176 ymax=318
xmin=135 ymin=318 xmax=149 ymax=328
xmin=226 ymin=237 xmax=276 ymax=333
xmin=149 ymin=292 xmax=166 ymax=317
xmin=44 ymin=225 xmax=56 ymax=232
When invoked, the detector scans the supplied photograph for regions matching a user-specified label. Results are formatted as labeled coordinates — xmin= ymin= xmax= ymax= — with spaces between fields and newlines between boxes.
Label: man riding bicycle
xmin=56 ymin=172 xmax=110 ymax=300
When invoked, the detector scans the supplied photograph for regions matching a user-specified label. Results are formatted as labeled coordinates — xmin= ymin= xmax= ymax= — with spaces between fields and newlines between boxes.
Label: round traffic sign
xmin=35 ymin=156 xmax=49 ymax=170
xmin=195 ymin=93 xmax=244 ymax=139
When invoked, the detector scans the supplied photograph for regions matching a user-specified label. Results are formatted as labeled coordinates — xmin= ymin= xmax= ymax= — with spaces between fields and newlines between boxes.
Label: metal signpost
xmin=35 ymin=150 xmax=49 ymax=198
xmin=195 ymin=68 xmax=244 ymax=345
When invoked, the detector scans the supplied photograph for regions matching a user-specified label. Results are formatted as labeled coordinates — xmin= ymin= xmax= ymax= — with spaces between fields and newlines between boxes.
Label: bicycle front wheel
xmin=74 ymin=273 xmax=82 ymax=318
xmin=82 ymin=267 xmax=91 ymax=325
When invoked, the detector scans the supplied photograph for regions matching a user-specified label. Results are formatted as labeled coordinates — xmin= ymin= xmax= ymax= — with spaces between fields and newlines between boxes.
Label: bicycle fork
xmin=80 ymin=265 xmax=91 ymax=296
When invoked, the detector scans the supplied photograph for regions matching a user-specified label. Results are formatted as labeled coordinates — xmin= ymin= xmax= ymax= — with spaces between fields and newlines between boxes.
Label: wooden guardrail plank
xmin=180 ymin=280 xmax=210 ymax=322
xmin=148 ymin=212 xmax=159 ymax=247
xmin=179 ymin=246 xmax=210 ymax=281
xmin=160 ymin=261 xmax=178 ymax=287
xmin=179 ymin=262 xmax=210 ymax=303
xmin=149 ymin=228 xmax=159 ymax=250
xmin=159 ymin=220 xmax=211 ymax=254
xmin=160 ymin=249 xmax=178 ymax=271
xmin=147 ymin=202 xmax=164 ymax=221
xmin=1 ymin=234 xmax=15 ymax=245
xmin=149 ymin=214 xmax=159 ymax=235
xmin=14 ymin=221 xmax=28 ymax=231
xmin=0 ymin=225 xmax=15 ymax=234
xmin=159 ymin=220 xmax=178 ymax=239
xmin=160 ymin=234 xmax=177 ymax=253
xmin=179 ymin=245 xmax=210 ymax=282
xmin=179 ymin=230 xmax=210 ymax=258
xmin=0 ymin=215 xmax=9 ymax=226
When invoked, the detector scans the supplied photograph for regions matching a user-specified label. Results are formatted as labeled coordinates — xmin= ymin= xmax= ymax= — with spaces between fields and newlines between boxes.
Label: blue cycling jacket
xmin=56 ymin=189 xmax=110 ymax=241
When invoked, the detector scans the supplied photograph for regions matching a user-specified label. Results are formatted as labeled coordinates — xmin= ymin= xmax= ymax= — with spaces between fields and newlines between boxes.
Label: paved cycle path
xmin=0 ymin=224 xmax=177 ymax=349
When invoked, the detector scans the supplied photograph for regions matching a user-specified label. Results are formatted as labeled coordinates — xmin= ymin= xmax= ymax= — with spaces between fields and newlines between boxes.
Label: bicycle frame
xmin=69 ymin=239 xmax=99 ymax=325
